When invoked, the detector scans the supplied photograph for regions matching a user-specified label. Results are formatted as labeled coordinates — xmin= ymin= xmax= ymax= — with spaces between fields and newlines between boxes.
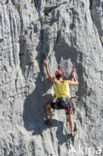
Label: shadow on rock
xmin=23 ymin=73 xmax=53 ymax=132
xmin=32 ymin=119 xmax=73 ymax=145
xmin=23 ymin=80 xmax=72 ymax=144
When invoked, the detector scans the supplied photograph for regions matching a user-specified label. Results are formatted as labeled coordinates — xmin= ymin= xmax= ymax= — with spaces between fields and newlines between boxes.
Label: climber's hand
xmin=72 ymin=71 xmax=76 ymax=77
xmin=68 ymin=71 xmax=78 ymax=85
xmin=43 ymin=60 xmax=48 ymax=67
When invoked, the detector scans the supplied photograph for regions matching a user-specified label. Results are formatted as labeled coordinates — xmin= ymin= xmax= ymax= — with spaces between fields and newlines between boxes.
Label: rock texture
xmin=0 ymin=0 xmax=103 ymax=156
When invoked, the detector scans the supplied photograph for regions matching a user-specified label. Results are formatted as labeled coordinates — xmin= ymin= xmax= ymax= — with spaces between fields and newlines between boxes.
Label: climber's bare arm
xmin=43 ymin=60 xmax=57 ymax=84
xmin=68 ymin=71 xmax=78 ymax=85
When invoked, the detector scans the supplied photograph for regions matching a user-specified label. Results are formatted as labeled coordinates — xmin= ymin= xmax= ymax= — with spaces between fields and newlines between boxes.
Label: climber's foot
xmin=71 ymin=131 xmax=78 ymax=141
xmin=44 ymin=119 xmax=53 ymax=126
xmin=68 ymin=131 xmax=78 ymax=140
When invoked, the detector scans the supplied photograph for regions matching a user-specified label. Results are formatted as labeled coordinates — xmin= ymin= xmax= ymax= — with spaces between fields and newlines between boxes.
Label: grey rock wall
xmin=0 ymin=0 xmax=103 ymax=156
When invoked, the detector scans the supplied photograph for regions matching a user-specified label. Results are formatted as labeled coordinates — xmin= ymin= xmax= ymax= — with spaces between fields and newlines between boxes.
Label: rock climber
xmin=43 ymin=60 xmax=78 ymax=136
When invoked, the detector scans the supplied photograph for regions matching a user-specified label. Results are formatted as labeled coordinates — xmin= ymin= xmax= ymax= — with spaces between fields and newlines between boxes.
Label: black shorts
xmin=50 ymin=98 xmax=73 ymax=114
xmin=51 ymin=99 xmax=67 ymax=109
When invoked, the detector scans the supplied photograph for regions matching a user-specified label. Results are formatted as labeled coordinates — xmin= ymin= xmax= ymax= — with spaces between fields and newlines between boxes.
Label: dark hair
xmin=56 ymin=74 xmax=63 ymax=80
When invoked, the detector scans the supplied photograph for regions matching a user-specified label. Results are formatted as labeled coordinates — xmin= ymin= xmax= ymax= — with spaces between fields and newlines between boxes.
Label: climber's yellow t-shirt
xmin=54 ymin=80 xmax=71 ymax=98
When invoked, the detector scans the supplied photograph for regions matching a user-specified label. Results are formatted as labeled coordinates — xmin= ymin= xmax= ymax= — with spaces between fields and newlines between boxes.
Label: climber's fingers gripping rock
xmin=71 ymin=71 xmax=76 ymax=77
xmin=43 ymin=60 xmax=48 ymax=67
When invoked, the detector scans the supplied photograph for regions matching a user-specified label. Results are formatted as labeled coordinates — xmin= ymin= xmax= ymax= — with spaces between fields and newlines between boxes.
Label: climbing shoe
xmin=44 ymin=119 xmax=53 ymax=125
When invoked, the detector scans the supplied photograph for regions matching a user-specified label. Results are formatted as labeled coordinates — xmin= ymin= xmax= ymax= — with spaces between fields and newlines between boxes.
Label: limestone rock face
xmin=91 ymin=0 xmax=103 ymax=44
xmin=0 ymin=0 xmax=103 ymax=156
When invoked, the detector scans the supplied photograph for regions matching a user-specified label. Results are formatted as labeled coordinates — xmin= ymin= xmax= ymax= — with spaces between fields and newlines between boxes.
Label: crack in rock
xmin=44 ymin=1 xmax=67 ymax=16
xmin=89 ymin=0 xmax=103 ymax=46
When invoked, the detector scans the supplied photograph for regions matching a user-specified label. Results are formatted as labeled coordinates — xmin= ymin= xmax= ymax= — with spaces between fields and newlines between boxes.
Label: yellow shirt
xmin=54 ymin=80 xmax=71 ymax=98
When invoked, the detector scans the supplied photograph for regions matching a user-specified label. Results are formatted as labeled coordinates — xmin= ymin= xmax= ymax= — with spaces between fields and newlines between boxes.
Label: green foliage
xmin=11 ymin=0 xmax=20 ymax=10
xmin=14 ymin=3 xmax=20 ymax=10
xmin=40 ymin=15 xmax=44 ymax=21
xmin=20 ymin=35 xmax=26 ymax=42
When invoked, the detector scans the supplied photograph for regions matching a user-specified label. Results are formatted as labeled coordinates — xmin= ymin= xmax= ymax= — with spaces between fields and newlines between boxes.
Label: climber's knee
xmin=45 ymin=103 xmax=51 ymax=110
xmin=67 ymin=114 xmax=72 ymax=123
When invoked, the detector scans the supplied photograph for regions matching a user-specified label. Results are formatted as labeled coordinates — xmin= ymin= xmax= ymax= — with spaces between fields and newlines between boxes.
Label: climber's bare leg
xmin=45 ymin=103 xmax=53 ymax=124
xmin=67 ymin=114 xmax=74 ymax=135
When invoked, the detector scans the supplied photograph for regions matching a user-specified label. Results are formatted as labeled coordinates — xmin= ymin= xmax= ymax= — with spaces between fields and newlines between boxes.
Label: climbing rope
xmin=39 ymin=0 xmax=74 ymax=87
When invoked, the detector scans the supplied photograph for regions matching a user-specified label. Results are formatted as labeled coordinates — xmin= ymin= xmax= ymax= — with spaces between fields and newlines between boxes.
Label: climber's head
xmin=55 ymin=70 xmax=63 ymax=80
